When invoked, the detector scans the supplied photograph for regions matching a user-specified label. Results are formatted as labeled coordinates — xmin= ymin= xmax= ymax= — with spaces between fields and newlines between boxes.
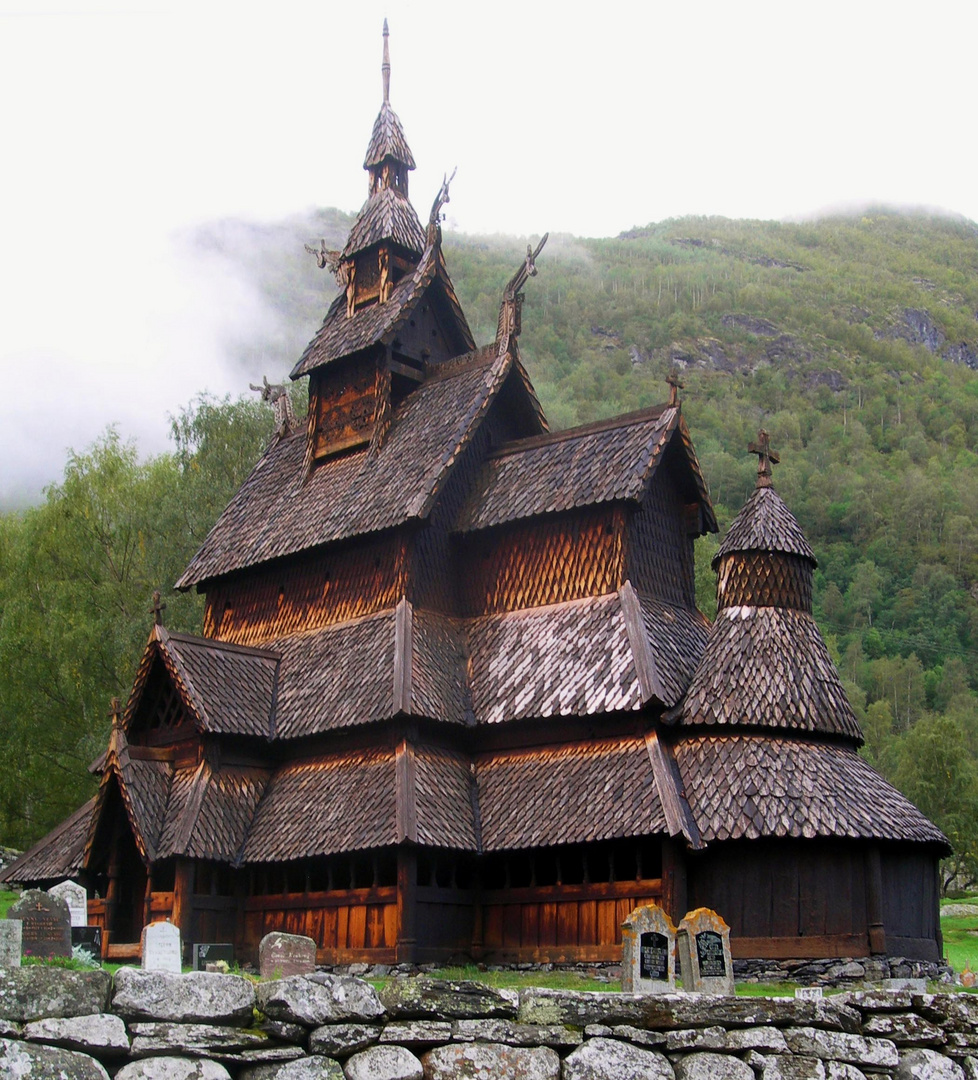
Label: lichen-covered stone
xmin=824 ymin=1064 xmax=868 ymax=1080
xmin=562 ymin=1036 xmax=672 ymax=1080
xmin=675 ymin=1052 xmax=753 ymax=1080
xmin=424 ymin=1041 xmax=559 ymax=1080
xmin=452 ymin=1018 xmax=582 ymax=1047
xmin=664 ymin=1025 xmax=726 ymax=1051
xmin=378 ymin=1020 xmax=452 ymax=1046
xmin=0 ymin=966 xmax=112 ymax=1021
xmin=896 ymin=1049 xmax=965 ymax=1079
xmin=0 ymin=1036 xmax=110 ymax=1078
xmin=725 ymin=1027 xmax=789 ymax=1052
xmin=258 ymin=974 xmax=385 ymax=1027
xmin=128 ymin=1021 xmax=272 ymax=1056
xmin=344 ymin=1043 xmax=423 ymax=1080
xmin=112 ymin=967 xmax=256 ymax=1024
xmin=308 ymin=1022 xmax=381 ymax=1056
xmin=863 ymin=1012 xmax=946 ymax=1046
xmin=380 ymin=977 xmax=517 ymax=1020
xmin=784 ymin=1026 xmax=899 ymax=1068
xmin=23 ymin=1011 xmax=129 ymax=1056
xmin=760 ymin=1057 xmax=825 ymax=1080
xmin=115 ymin=1058 xmax=233 ymax=1080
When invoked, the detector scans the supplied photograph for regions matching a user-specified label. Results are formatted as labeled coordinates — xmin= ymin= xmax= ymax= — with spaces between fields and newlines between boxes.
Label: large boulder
xmin=0 ymin=966 xmax=112 ymax=1021
xmin=344 ymin=1044 xmax=423 ymax=1080
xmin=675 ymin=1053 xmax=753 ymax=1080
xmin=896 ymin=1049 xmax=965 ymax=1079
xmin=380 ymin=978 xmax=518 ymax=1020
xmin=128 ymin=1021 xmax=273 ymax=1056
xmin=561 ymin=1037 xmax=673 ymax=1080
xmin=258 ymin=974 xmax=385 ymax=1027
xmin=112 ymin=967 xmax=256 ymax=1024
xmin=0 ymin=1035 xmax=110 ymax=1078
xmin=784 ymin=1027 xmax=899 ymax=1069
xmin=115 ymin=1058 xmax=232 ymax=1079
xmin=23 ymin=1011 xmax=130 ymax=1056
xmin=422 ymin=1041 xmax=559 ymax=1080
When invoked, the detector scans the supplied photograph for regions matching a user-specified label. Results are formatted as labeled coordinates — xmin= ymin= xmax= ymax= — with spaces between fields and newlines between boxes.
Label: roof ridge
xmin=489 ymin=404 xmax=672 ymax=459
xmin=166 ymin=631 xmax=283 ymax=661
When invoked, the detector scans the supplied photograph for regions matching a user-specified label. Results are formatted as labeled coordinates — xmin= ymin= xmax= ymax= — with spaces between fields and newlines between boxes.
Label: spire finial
xmin=382 ymin=19 xmax=391 ymax=104
xmin=151 ymin=589 xmax=166 ymax=626
xmin=666 ymin=369 xmax=684 ymax=408
xmin=109 ymin=697 xmax=122 ymax=728
xmin=748 ymin=429 xmax=780 ymax=488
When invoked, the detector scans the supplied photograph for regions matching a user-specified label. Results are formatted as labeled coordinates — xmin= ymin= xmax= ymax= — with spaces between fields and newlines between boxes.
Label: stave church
xmin=2 ymin=25 xmax=947 ymax=966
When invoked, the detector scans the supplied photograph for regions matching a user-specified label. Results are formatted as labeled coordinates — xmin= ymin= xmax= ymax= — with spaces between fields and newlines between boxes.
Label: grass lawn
xmin=0 ymin=889 xmax=19 ymax=918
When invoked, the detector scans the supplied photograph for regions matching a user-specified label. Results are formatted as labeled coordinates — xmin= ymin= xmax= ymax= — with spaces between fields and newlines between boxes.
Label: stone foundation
xmin=1 ymin=966 xmax=977 ymax=1079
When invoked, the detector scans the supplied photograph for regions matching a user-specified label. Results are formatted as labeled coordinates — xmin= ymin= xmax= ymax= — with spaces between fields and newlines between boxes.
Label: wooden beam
xmin=388 ymin=358 xmax=424 ymax=382
xmin=170 ymin=858 xmax=195 ymax=962
xmin=866 ymin=845 xmax=887 ymax=955
xmin=396 ymin=847 xmax=418 ymax=964
xmin=395 ymin=737 xmax=418 ymax=844
xmin=619 ymin=582 xmax=661 ymax=704
xmin=393 ymin=598 xmax=414 ymax=716
xmin=645 ymin=732 xmax=703 ymax=850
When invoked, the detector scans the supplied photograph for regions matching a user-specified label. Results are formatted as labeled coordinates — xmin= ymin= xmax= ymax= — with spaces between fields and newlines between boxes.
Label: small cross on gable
xmin=748 ymin=429 xmax=780 ymax=487
xmin=666 ymin=370 xmax=684 ymax=407
xmin=150 ymin=590 xmax=166 ymax=626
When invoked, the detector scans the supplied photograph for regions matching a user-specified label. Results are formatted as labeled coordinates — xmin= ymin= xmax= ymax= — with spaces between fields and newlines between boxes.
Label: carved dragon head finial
xmin=382 ymin=19 xmax=391 ymax=104
xmin=427 ymin=168 xmax=457 ymax=246
xmin=495 ymin=233 xmax=549 ymax=352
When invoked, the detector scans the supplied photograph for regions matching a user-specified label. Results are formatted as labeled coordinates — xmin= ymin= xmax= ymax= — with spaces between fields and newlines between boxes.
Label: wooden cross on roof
xmin=150 ymin=590 xmax=166 ymax=626
xmin=108 ymin=697 xmax=122 ymax=727
xmin=666 ymin=370 xmax=684 ymax=407
xmin=748 ymin=429 xmax=780 ymax=488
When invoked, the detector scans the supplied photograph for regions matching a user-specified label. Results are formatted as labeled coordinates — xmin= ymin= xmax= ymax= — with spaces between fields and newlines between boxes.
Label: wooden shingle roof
xmin=475 ymin=738 xmax=668 ymax=851
xmin=678 ymin=606 xmax=862 ymax=740
xmin=715 ymin=485 xmax=816 ymax=567
xmin=341 ymin=187 xmax=425 ymax=260
xmin=363 ymin=100 xmax=416 ymax=170
xmin=179 ymin=347 xmax=515 ymax=589
xmin=675 ymin=734 xmax=949 ymax=848
xmin=0 ymin=798 xmax=94 ymax=884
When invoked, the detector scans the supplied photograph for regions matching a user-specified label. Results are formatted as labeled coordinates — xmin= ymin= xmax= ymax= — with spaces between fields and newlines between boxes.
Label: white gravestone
xmin=0 ymin=919 xmax=22 ymax=968
xmin=621 ymin=904 xmax=677 ymax=993
xmin=141 ymin=920 xmax=182 ymax=973
xmin=677 ymin=907 xmax=735 ymax=995
xmin=48 ymin=880 xmax=88 ymax=928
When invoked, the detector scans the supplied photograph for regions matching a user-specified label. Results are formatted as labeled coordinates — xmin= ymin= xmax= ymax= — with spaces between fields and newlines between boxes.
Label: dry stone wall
xmin=2 ymin=967 xmax=978 ymax=1078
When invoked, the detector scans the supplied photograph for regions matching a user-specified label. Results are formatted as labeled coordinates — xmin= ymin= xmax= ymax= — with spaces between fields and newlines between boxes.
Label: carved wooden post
xmin=661 ymin=838 xmax=687 ymax=926
xmin=170 ymin=858 xmax=195 ymax=963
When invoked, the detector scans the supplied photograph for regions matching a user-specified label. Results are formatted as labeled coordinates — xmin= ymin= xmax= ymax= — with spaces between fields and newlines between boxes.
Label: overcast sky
xmin=1 ymin=0 xmax=975 ymax=505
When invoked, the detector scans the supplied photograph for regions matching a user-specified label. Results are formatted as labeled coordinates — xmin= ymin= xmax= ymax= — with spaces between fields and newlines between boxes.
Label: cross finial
xmin=108 ymin=697 xmax=122 ymax=727
xmin=150 ymin=589 xmax=166 ymax=626
xmin=666 ymin=370 xmax=684 ymax=407
xmin=748 ymin=429 xmax=780 ymax=488
xmin=382 ymin=19 xmax=391 ymax=104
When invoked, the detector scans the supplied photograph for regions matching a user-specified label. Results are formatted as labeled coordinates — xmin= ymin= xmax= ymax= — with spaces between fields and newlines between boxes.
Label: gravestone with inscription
xmin=259 ymin=931 xmax=317 ymax=978
xmin=7 ymin=889 xmax=71 ymax=961
xmin=621 ymin=904 xmax=676 ymax=993
xmin=48 ymin=880 xmax=88 ymax=928
xmin=72 ymin=925 xmax=102 ymax=966
xmin=0 ymin=919 xmax=22 ymax=968
xmin=141 ymin=919 xmax=182 ymax=973
xmin=677 ymin=907 xmax=734 ymax=994
xmin=193 ymin=942 xmax=234 ymax=971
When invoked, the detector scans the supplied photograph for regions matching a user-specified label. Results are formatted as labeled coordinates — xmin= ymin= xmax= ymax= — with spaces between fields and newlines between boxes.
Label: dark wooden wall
xmin=626 ymin=468 xmax=695 ymax=609
xmin=880 ymin=846 xmax=942 ymax=961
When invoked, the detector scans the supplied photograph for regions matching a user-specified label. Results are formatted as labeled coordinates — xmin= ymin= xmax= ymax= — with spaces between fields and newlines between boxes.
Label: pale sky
xmin=1 ymin=0 xmax=976 ymax=505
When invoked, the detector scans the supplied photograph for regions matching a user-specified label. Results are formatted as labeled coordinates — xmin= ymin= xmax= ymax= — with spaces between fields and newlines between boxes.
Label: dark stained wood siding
xmin=626 ymin=468 xmax=695 ymax=608
xmin=880 ymin=846 xmax=942 ymax=961
xmin=309 ymin=353 xmax=382 ymax=459
xmin=203 ymin=536 xmax=407 ymax=647
xmin=458 ymin=508 xmax=625 ymax=616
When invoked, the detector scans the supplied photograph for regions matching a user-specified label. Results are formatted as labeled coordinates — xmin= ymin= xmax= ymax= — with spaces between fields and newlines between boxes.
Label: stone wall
xmin=2 ymin=965 xmax=978 ymax=1078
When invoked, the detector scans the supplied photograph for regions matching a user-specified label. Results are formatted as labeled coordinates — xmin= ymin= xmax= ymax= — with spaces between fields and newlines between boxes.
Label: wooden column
xmin=662 ymin=838 xmax=687 ymax=925
xmin=396 ymin=846 xmax=417 ymax=964
xmin=170 ymin=858 xmax=195 ymax=964
xmin=866 ymin=845 xmax=886 ymax=955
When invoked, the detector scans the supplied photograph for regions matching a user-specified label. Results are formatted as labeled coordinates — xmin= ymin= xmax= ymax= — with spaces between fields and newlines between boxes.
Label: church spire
xmin=382 ymin=18 xmax=391 ymax=104
xmin=363 ymin=20 xmax=416 ymax=198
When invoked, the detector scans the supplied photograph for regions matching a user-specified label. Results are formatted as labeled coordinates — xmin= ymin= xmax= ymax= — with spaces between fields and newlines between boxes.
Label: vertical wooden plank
xmin=349 ymin=905 xmax=367 ymax=949
xmin=597 ymin=900 xmax=616 ymax=946
xmin=484 ymin=905 xmax=503 ymax=948
xmin=322 ymin=907 xmax=338 ymax=950
xmin=396 ymin=848 xmax=418 ymax=963
xmin=384 ymin=903 xmax=398 ymax=948
xmin=539 ymin=903 xmax=558 ymax=947
xmin=521 ymin=905 xmax=540 ymax=950
xmin=503 ymin=904 xmax=522 ymax=948
xmin=367 ymin=905 xmax=384 ymax=948
xmin=557 ymin=902 xmax=578 ymax=947
xmin=337 ymin=907 xmax=350 ymax=949
xmin=170 ymin=859 xmax=195 ymax=964
xmin=579 ymin=900 xmax=597 ymax=946
xmin=866 ymin=845 xmax=886 ymax=954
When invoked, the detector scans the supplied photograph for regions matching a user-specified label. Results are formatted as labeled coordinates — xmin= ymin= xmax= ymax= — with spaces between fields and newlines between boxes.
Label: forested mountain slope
xmin=2 ymin=208 xmax=978 ymax=886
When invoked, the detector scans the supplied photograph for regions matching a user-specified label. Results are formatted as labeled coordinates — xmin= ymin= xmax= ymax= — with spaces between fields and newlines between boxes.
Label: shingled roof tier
xmin=715 ymin=484 xmax=816 ymax=566
xmin=674 ymin=734 xmax=948 ymax=848
xmin=0 ymin=797 xmax=94 ymax=884
xmin=678 ymin=605 xmax=862 ymax=740
xmin=290 ymin=243 xmax=473 ymax=379
xmin=457 ymin=405 xmax=699 ymax=532
xmin=475 ymin=738 xmax=669 ymax=851
xmin=179 ymin=347 xmax=522 ymax=588
xmin=364 ymin=100 xmax=416 ymax=170
xmin=341 ymin=187 xmax=426 ymax=260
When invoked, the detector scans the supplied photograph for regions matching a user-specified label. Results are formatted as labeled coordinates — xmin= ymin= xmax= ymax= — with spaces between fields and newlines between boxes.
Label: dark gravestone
xmin=640 ymin=931 xmax=670 ymax=981
xmin=71 ymin=926 xmax=102 ymax=966
xmin=695 ymin=930 xmax=727 ymax=978
xmin=8 ymin=889 xmax=71 ymax=961
xmin=193 ymin=942 xmax=235 ymax=971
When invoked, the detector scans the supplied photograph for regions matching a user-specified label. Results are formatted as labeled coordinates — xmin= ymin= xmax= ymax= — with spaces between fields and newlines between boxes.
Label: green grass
xmin=0 ymin=888 xmax=19 ymax=918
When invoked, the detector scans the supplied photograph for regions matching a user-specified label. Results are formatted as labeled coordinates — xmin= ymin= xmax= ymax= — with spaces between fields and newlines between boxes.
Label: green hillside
xmin=2 ymin=207 xmax=978 ymax=887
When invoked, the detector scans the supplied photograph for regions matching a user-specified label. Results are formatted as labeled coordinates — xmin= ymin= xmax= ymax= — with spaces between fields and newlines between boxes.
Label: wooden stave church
xmin=2 ymin=25 xmax=948 ymax=966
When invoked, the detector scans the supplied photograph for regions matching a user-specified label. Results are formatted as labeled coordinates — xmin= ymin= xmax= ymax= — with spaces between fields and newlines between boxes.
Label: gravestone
xmin=141 ymin=919 xmax=182 ymax=973
xmin=621 ymin=904 xmax=676 ymax=993
xmin=677 ymin=907 xmax=734 ymax=994
xmin=72 ymin=925 xmax=102 ymax=966
xmin=48 ymin=880 xmax=88 ymax=928
xmin=7 ymin=889 xmax=71 ymax=960
xmin=795 ymin=986 xmax=823 ymax=1000
xmin=259 ymin=931 xmax=317 ymax=978
xmin=193 ymin=942 xmax=234 ymax=971
xmin=0 ymin=919 xmax=22 ymax=968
